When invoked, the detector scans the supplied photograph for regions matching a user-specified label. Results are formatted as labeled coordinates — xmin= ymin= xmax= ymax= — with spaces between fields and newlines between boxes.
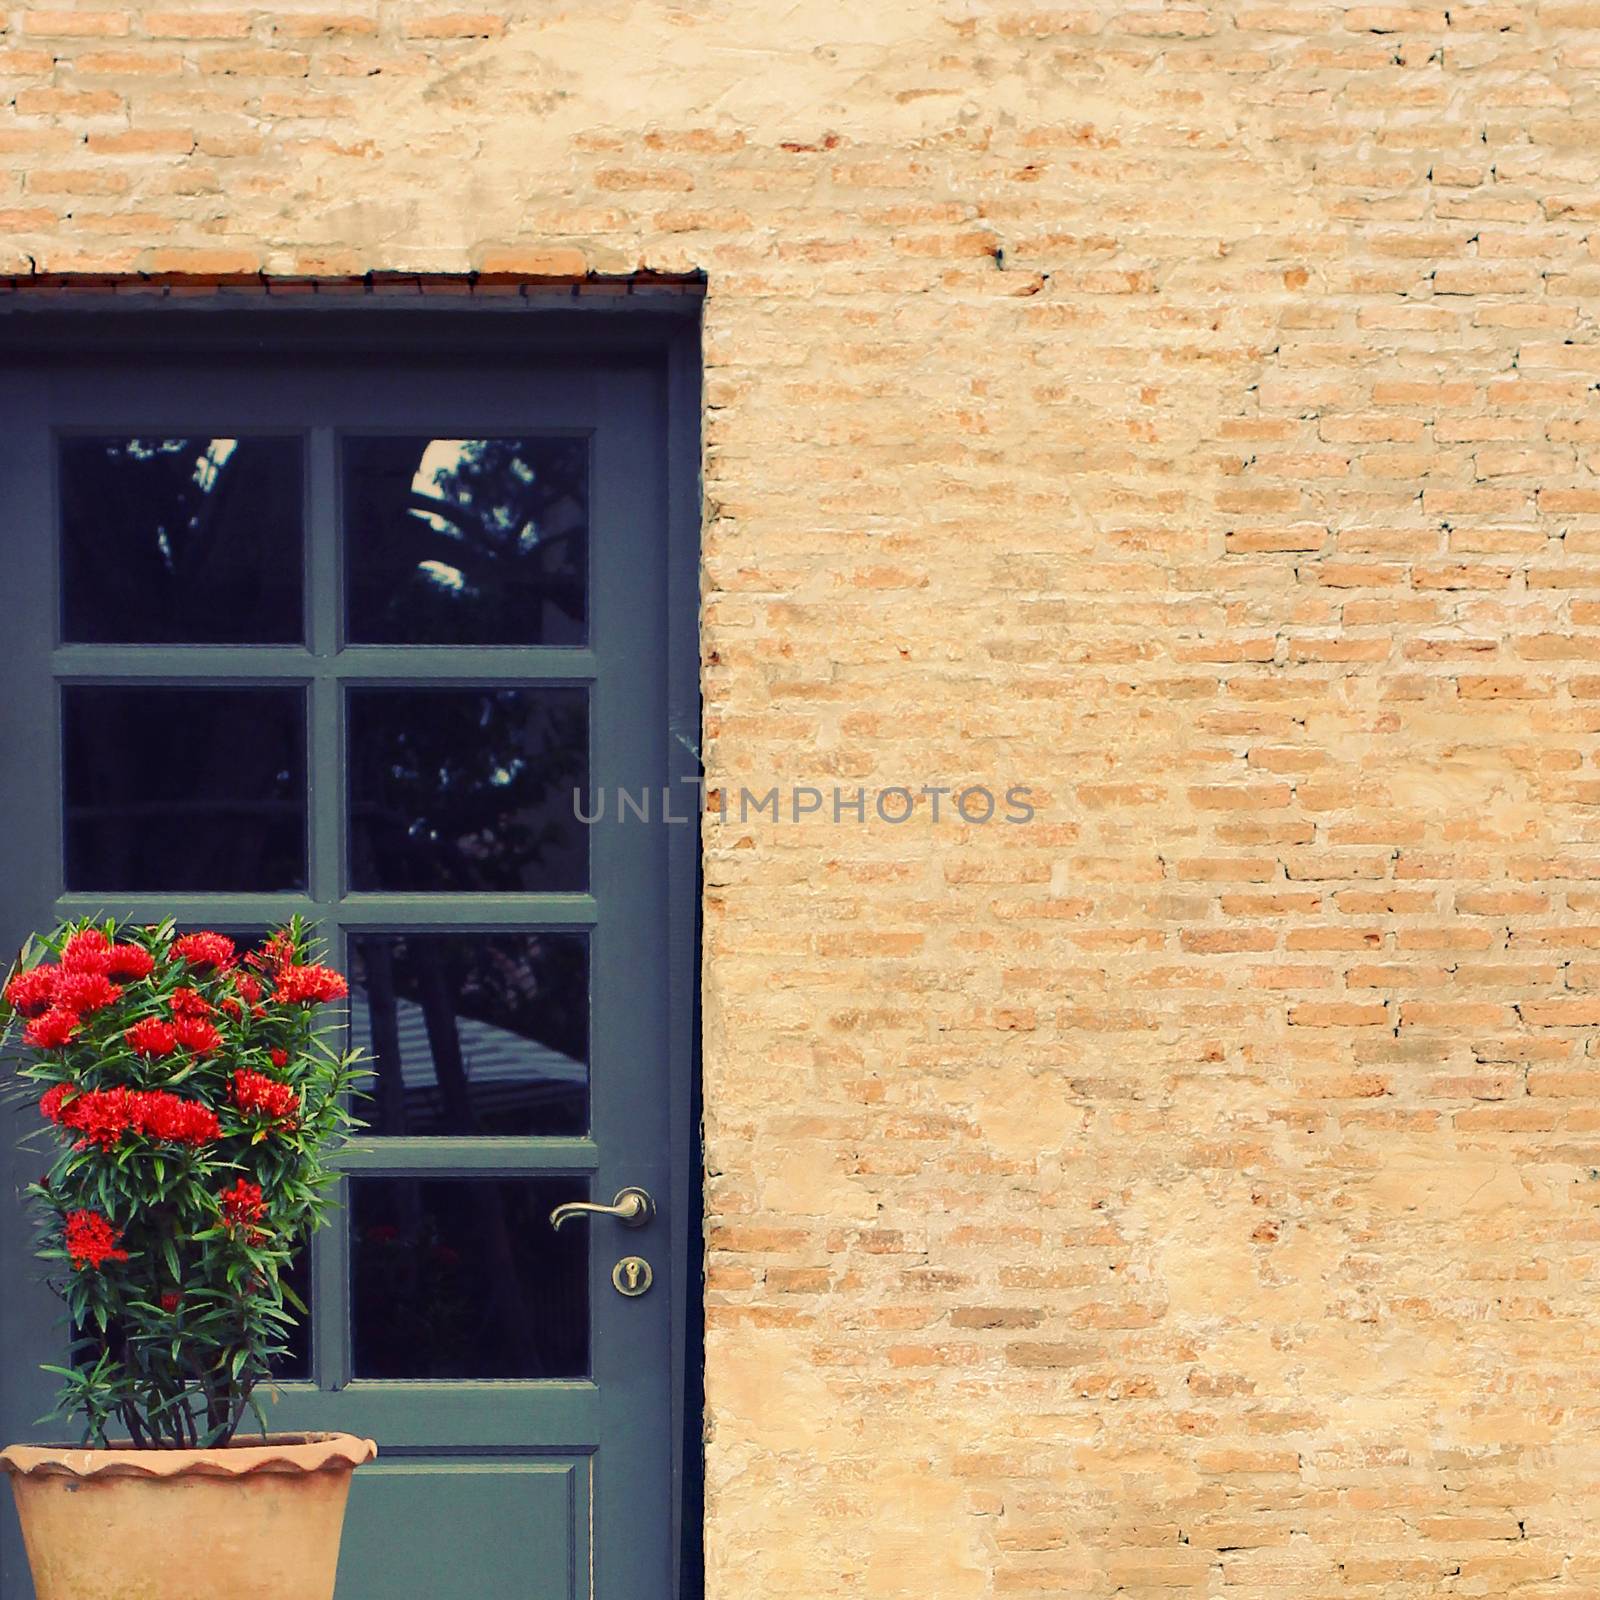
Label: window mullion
xmin=307 ymin=427 xmax=343 ymax=911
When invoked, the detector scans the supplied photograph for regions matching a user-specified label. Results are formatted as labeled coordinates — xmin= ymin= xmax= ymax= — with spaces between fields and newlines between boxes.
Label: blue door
xmin=0 ymin=306 xmax=701 ymax=1600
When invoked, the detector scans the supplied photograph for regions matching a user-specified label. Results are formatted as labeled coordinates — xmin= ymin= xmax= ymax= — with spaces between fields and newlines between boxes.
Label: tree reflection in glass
xmin=60 ymin=436 xmax=303 ymax=644
xmin=346 ymin=687 xmax=588 ymax=893
xmin=350 ymin=933 xmax=588 ymax=1137
xmin=343 ymin=437 xmax=588 ymax=646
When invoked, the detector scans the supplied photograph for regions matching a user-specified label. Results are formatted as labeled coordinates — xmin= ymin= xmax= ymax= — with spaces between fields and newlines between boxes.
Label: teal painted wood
xmin=0 ymin=374 xmax=72 ymax=1501
xmin=0 ymin=310 xmax=701 ymax=1600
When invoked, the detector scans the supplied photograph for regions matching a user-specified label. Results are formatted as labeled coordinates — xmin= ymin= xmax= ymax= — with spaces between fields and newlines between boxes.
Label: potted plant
xmin=0 ymin=917 xmax=373 ymax=1600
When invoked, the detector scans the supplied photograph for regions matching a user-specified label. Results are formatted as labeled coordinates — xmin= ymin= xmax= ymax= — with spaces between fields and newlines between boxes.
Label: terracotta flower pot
xmin=1 ymin=1431 xmax=376 ymax=1600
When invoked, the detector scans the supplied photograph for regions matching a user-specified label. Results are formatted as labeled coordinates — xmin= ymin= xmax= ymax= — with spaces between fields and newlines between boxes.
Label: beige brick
xmin=22 ymin=8 xmax=128 ymax=34
xmin=273 ymin=13 xmax=377 ymax=37
xmin=136 ymin=245 xmax=261 ymax=273
xmin=0 ymin=7 xmax=1595 ymax=1596
xmin=141 ymin=11 xmax=254 ymax=37
xmin=476 ymin=245 xmax=588 ymax=277
xmin=400 ymin=11 xmax=503 ymax=38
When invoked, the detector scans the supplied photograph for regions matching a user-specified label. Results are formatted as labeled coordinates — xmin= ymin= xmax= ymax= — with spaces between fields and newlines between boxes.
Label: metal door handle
xmin=549 ymin=1186 xmax=655 ymax=1231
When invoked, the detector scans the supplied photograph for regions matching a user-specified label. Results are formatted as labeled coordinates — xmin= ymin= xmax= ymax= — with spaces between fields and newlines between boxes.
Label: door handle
xmin=549 ymin=1186 xmax=655 ymax=1231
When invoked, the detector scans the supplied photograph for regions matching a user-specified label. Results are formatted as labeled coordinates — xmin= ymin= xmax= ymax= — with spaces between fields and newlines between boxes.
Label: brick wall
xmin=8 ymin=1 xmax=1600 ymax=1593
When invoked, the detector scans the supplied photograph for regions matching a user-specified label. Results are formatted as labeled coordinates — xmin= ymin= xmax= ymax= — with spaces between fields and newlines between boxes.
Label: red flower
xmin=233 ymin=973 xmax=264 ymax=1004
xmin=169 ymin=987 xmax=213 ymax=1018
xmin=273 ymin=963 xmax=349 ymax=1005
xmin=104 ymin=944 xmax=156 ymax=981
xmin=159 ymin=1291 xmax=182 ymax=1312
xmin=64 ymin=1209 xmax=128 ymax=1271
xmin=39 ymin=1083 xmax=77 ymax=1123
xmin=231 ymin=1069 xmax=300 ymax=1129
xmin=47 ymin=1086 xmax=220 ymax=1150
xmin=134 ymin=1091 xmax=222 ymax=1146
xmin=125 ymin=1017 xmax=178 ymax=1058
xmin=220 ymin=1178 xmax=266 ymax=1229
xmin=61 ymin=1087 xmax=141 ymax=1150
xmin=269 ymin=1048 xmax=288 ymax=1068
xmin=25 ymin=1008 xmax=80 ymax=1050
xmin=173 ymin=1015 xmax=222 ymax=1056
xmin=253 ymin=931 xmax=297 ymax=972
xmin=220 ymin=997 xmax=243 ymax=1019
xmin=52 ymin=971 xmax=123 ymax=1014
xmin=171 ymin=932 xmax=236 ymax=971
xmin=5 ymin=965 xmax=58 ymax=1017
xmin=59 ymin=930 xmax=113 ymax=974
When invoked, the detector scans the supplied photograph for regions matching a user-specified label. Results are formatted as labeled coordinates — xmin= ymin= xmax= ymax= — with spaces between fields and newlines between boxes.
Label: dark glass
xmin=350 ymin=1178 xmax=589 ymax=1379
xmin=347 ymin=687 xmax=588 ymax=893
xmin=63 ymin=686 xmax=307 ymax=892
xmin=343 ymin=436 xmax=588 ymax=646
xmin=350 ymin=933 xmax=588 ymax=1137
xmin=60 ymin=436 xmax=303 ymax=644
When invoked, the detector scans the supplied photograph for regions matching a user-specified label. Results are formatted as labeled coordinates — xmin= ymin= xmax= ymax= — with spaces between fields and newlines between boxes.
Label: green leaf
xmin=245 ymin=1391 xmax=270 ymax=1437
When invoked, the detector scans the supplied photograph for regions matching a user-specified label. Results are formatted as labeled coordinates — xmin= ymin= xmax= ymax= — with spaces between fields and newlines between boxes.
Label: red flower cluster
xmin=106 ymin=944 xmax=156 ymax=980
xmin=65 ymin=1209 xmax=128 ymax=1271
xmin=159 ymin=1291 xmax=183 ymax=1312
xmin=9 ymin=938 xmax=156 ymax=1014
xmin=42 ymin=1085 xmax=221 ymax=1151
xmin=173 ymin=1015 xmax=222 ymax=1056
xmin=5 ymin=966 xmax=59 ymax=1017
xmin=220 ymin=1178 xmax=266 ymax=1230
xmin=231 ymin=1070 xmax=300 ymax=1129
xmin=24 ymin=1008 xmax=80 ymax=1050
xmin=7 ymin=934 xmax=159 ymax=1050
xmin=169 ymin=987 xmax=212 ymax=1017
xmin=253 ymin=931 xmax=298 ymax=971
xmin=54 ymin=971 xmax=123 ymax=1014
xmin=171 ymin=932 xmax=236 ymax=970
xmin=273 ymin=963 xmax=349 ymax=1005
xmin=60 ymin=930 xmax=113 ymax=973
xmin=38 ymin=1083 xmax=74 ymax=1123
xmin=125 ymin=1017 xmax=178 ymax=1058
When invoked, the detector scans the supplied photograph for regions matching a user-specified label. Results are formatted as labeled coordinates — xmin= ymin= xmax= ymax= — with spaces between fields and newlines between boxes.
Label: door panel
xmin=0 ymin=331 xmax=694 ymax=1600
xmin=338 ymin=1460 xmax=589 ymax=1599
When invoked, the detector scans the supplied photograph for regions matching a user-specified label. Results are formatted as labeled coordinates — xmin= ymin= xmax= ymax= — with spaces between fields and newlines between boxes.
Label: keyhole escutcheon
xmin=612 ymin=1256 xmax=653 ymax=1297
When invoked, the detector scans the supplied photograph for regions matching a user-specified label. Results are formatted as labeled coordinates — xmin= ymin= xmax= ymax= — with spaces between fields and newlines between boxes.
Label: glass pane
xmin=60 ymin=436 xmax=303 ymax=644
xmin=350 ymin=1178 xmax=588 ymax=1379
xmin=63 ymin=686 xmax=307 ymax=892
xmin=350 ymin=933 xmax=588 ymax=1137
xmin=343 ymin=437 xmax=588 ymax=646
xmin=347 ymin=687 xmax=588 ymax=893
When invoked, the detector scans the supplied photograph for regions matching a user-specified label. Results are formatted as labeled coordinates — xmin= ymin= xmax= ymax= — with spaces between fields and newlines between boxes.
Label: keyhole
xmin=611 ymin=1254 xmax=649 ymax=1292
xmin=613 ymin=1256 xmax=652 ymax=1296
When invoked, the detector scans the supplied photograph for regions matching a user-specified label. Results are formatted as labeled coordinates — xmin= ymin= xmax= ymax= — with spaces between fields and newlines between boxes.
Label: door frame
xmin=0 ymin=287 xmax=707 ymax=1599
